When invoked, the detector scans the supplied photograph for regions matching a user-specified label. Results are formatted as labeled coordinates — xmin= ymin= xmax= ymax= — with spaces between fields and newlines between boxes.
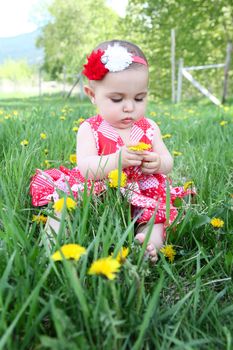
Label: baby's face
xmin=91 ymin=66 xmax=148 ymax=129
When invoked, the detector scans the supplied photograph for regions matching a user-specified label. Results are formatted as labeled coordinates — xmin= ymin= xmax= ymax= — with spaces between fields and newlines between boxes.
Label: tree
xmin=37 ymin=0 xmax=119 ymax=78
xmin=121 ymin=0 xmax=233 ymax=100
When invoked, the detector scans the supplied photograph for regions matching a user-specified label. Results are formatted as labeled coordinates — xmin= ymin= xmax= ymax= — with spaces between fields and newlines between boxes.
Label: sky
xmin=0 ymin=0 xmax=128 ymax=38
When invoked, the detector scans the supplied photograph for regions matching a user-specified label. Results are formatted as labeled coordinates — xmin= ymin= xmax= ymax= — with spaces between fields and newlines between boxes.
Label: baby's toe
xmin=146 ymin=243 xmax=154 ymax=252
xmin=135 ymin=233 xmax=145 ymax=244
xmin=150 ymin=255 xmax=158 ymax=263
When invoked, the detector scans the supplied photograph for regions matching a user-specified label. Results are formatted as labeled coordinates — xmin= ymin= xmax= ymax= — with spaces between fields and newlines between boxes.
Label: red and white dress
xmin=30 ymin=115 xmax=194 ymax=226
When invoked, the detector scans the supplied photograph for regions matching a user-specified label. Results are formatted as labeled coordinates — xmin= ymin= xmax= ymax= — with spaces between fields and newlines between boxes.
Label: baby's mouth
xmin=122 ymin=117 xmax=133 ymax=121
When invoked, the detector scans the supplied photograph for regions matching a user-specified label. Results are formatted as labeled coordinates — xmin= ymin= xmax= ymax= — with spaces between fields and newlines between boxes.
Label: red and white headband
xmin=82 ymin=43 xmax=148 ymax=80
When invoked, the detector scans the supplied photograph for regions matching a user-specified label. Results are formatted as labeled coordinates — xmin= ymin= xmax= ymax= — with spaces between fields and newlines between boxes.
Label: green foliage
xmin=0 ymin=96 xmax=232 ymax=349
xmin=121 ymin=0 xmax=233 ymax=99
xmin=37 ymin=0 xmax=120 ymax=78
xmin=0 ymin=59 xmax=34 ymax=81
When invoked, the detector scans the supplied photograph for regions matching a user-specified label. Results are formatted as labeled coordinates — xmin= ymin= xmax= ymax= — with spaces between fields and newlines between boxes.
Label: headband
xmin=82 ymin=43 xmax=148 ymax=80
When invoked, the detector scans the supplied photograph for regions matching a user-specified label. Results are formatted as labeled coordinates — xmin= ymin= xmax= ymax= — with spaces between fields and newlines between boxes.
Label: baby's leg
xmin=135 ymin=223 xmax=165 ymax=262
xmin=42 ymin=212 xmax=61 ymax=249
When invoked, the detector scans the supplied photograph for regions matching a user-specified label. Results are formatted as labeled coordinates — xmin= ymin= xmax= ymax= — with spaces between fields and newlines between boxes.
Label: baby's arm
xmin=76 ymin=123 xmax=143 ymax=179
xmin=141 ymin=119 xmax=173 ymax=175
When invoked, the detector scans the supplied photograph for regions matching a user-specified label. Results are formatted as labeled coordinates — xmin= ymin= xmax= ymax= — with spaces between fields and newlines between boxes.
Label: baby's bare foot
xmin=135 ymin=233 xmax=158 ymax=262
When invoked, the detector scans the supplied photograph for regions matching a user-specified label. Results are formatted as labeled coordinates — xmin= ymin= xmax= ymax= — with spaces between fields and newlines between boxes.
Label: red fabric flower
xmin=82 ymin=50 xmax=109 ymax=80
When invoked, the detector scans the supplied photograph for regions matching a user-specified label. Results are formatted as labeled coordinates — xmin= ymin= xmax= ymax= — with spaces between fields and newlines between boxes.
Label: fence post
xmin=171 ymin=29 xmax=176 ymax=103
xmin=222 ymin=42 xmax=232 ymax=104
xmin=177 ymin=58 xmax=183 ymax=103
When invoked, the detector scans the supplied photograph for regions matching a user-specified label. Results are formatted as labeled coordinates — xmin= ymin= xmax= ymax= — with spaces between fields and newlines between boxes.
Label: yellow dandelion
xmin=44 ymin=160 xmax=51 ymax=168
xmin=40 ymin=133 xmax=47 ymax=139
xmin=77 ymin=118 xmax=85 ymax=123
xmin=108 ymin=169 xmax=127 ymax=188
xmin=173 ymin=151 xmax=182 ymax=156
xmin=183 ymin=181 xmax=194 ymax=191
xmin=150 ymin=111 xmax=157 ymax=117
xmin=32 ymin=214 xmax=47 ymax=225
xmin=4 ymin=114 xmax=11 ymax=119
xmin=0 ymin=109 xmax=4 ymax=115
xmin=72 ymin=126 xmax=79 ymax=132
xmin=69 ymin=154 xmax=77 ymax=164
xmin=52 ymin=244 xmax=86 ymax=261
xmin=44 ymin=148 xmax=49 ymax=155
xmin=60 ymin=116 xmax=66 ymax=121
xmin=128 ymin=142 xmax=151 ymax=151
xmin=20 ymin=139 xmax=29 ymax=146
xmin=88 ymin=257 xmax=121 ymax=280
xmin=112 ymin=247 xmax=129 ymax=264
xmin=160 ymin=245 xmax=176 ymax=263
xmin=162 ymin=134 xmax=172 ymax=139
xmin=53 ymin=197 xmax=77 ymax=212
xmin=219 ymin=121 xmax=228 ymax=126
xmin=210 ymin=218 xmax=224 ymax=228
xmin=13 ymin=110 xmax=18 ymax=116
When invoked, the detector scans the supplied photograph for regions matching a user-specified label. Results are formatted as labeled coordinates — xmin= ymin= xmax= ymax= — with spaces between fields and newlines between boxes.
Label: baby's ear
xmin=84 ymin=85 xmax=95 ymax=104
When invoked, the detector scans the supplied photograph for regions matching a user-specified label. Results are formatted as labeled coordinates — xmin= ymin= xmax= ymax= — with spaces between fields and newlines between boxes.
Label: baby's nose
xmin=123 ymin=100 xmax=134 ymax=112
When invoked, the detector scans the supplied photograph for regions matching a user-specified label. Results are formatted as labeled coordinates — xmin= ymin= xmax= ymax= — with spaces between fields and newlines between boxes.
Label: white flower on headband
xmin=101 ymin=43 xmax=133 ymax=72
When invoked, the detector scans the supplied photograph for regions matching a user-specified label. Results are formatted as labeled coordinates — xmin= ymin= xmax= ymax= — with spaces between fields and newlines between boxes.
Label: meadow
xmin=0 ymin=95 xmax=232 ymax=349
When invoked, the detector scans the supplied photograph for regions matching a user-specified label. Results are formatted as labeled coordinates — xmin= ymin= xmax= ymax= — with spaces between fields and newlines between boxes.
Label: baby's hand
xmin=118 ymin=144 xmax=144 ymax=168
xmin=141 ymin=151 xmax=161 ymax=174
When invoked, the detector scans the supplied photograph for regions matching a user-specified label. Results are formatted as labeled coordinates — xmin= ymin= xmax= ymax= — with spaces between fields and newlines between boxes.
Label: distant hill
xmin=0 ymin=29 xmax=44 ymax=65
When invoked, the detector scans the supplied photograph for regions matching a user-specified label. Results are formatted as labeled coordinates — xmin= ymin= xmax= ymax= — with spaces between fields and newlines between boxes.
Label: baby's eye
xmin=135 ymin=98 xmax=144 ymax=102
xmin=111 ymin=98 xmax=122 ymax=103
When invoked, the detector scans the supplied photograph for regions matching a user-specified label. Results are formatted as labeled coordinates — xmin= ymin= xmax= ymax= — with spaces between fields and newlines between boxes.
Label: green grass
xmin=0 ymin=95 xmax=233 ymax=349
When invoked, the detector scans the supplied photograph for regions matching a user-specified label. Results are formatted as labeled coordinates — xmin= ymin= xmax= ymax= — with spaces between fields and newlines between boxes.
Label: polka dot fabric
xmin=30 ymin=115 xmax=195 ymax=225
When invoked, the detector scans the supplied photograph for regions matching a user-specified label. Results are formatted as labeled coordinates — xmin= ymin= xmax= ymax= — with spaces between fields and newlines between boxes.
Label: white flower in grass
xmin=101 ymin=43 xmax=133 ymax=72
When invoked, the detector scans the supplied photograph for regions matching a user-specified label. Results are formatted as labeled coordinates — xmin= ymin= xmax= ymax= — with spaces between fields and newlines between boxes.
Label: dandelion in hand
xmin=108 ymin=169 xmax=127 ymax=188
xmin=160 ymin=245 xmax=176 ymax=263
xmin=210 ymin=218 xmax=224 ymax=228
xmin=52 ymin=244 xmax=86 ymax=261
xmin=128 ymin=142 xmax=151 ymax=151
xmin=53 ymin=197 xmax=77 ymax=212
xmin=88 ymin=257 xmax=121 ymax=280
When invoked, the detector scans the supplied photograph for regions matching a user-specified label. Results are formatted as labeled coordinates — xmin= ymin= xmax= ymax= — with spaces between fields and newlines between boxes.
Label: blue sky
xmin=0 ymin=0 xmax=128 ymax=38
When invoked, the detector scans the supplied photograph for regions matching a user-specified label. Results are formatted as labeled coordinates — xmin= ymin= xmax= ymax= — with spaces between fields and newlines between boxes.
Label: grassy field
xmin=0 ymin=95 xmax=232 ymax=350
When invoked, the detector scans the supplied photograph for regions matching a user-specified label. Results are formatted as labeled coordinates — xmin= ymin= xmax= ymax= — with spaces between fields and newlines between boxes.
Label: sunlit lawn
xmin=0 ymin=95 xmax=232 ymax=349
